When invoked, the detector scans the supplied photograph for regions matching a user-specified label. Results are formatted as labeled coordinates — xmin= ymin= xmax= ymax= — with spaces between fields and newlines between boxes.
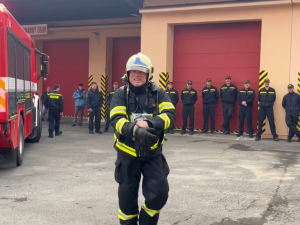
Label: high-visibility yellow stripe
xmin=203 ymin=90 xmax=208 ymax=92
xmin=116 ymin=118 xmax=128 ymax=134
xmin=159 ymin=102 xmax=174 ymax=113
xmin=157 ymin=113 xmax=170 ymax=129
xmin=260 ymin=92 xmax=267 ymax=94
xmin=239 ymin=91 xmax=246 ymax=93
xmin=118 ymin=209 xmax=138 ymax=221
xmin=110 ymin=106 xmax=127 ymax=118
xmin=48 ymin=93 xmax=62 ymax=96
xmin=170 ymin=92 xmax=176 ymax=94
xmin=50 ymin=96 xmax=59 ymax=99
xmin=142 ymin=204 xmax=160 ymax=217
xmin=268 ymin=92 xmax=275 ymax=94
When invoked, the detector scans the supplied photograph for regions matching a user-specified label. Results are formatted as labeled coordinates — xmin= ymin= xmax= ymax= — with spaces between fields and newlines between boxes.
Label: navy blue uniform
xmin=202 ymin=86 xmax=218 ymax=132
xmin=257 ymin=87 xmax=278 ymax=138
xmin=44 ymin=91 xmax=64 ymax=136
xmin=166 ymin=89 xmax=178 ymax=130
xmin=237 ymin=88 xmax=255 ymax=135
xmin=105 ymin=89 xmax=117 ymax=131
xmin=220 ymin=84 xmax=237 ymax=133
xmin=282 ymin=92 xmax=300 ymax=139
xmin=181 ymin=88 xmax=198 ymax=131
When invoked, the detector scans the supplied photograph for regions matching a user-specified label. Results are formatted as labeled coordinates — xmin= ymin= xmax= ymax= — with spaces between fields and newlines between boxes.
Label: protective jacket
xmin=110 ymin=82 xmax=176 ymax=157
xmin=258 ymin=87 xmax=276 ymax=108
xmin=44 ymin=91 xmax=64 ymax=112
xmin=202 ymin=86 xmax=219 ymax=104
xmin=282 ymin=92 xmax=300 ymax=114
xmin=237 ymin=88 xmax=255 ymax=107
xmin=108 ymin=89 xmax=117 ymax=105
xmin=181 ymin=88 xmax=198 ymax=105
xmin=220 ymin=84 xmax=237 ymax=104
xmin=166 ymin=89 xmax=179 ymax=106
xmin=86 ymin=88 xmax=103 ymax=109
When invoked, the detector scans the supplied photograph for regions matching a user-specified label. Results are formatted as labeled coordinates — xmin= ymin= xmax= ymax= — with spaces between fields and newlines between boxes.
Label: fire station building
xmin=6 ymin=0 xmax=300 ymax=139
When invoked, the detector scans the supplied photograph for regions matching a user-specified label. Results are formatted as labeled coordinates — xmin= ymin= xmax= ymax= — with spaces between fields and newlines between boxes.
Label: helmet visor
xmin=126 ymin=65 xmax=149 ymax=74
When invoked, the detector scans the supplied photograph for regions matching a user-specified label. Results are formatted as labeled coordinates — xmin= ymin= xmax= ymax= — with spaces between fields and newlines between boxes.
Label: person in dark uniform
xmin=201 ymin=78 xmax=219 ymax=134
xmin=165 ymin=81 xmax=178 ymax=134
xmin=282 ymin=84 xmax=300 ymax=143
xmin=104 ymin=82 xmax=119 ymax=132
xmin=86 ymin=82 xmax=103 ymax=134
xmin=256 ymin=79 xmax=279 ymax=141
xmin=237 ymin=80 xmax=255 ymax=138
xmin=44 ymin=84 xmax=63 ymax=138
xmin=110 ymin=53 xmax=175 ymax=225
xmin=220 ymin=76 xmax=237 ymax=134
xmin=181 ymin=80 xmax=198 ymax=135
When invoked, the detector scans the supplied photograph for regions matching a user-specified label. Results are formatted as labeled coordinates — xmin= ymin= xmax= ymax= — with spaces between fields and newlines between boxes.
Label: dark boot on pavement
xmin=89 ymin=130 xmax=94 ymax=134
xmin=55 ymin=131 xmax=63 ymax=136
xmin=189 ymin=130 xmax=193 ymax=135
xmin=48 ymin=134 xmax=53 ymax=138
xmin=236 ymin=133 xmax=242 ymax=137
xmin=169 ymin=129 xmax=174 ymax=134
xmin=249 ymin=134 xmax=254 ymax=138
xmin=104 ymin=130 xmax=108 ymax=132
xmin=273 ymin=137 xmax=279 ymax=141
xmin=255 ymin=136 xmax=261 ymax=141
xmin=211 ymin=130 xmax=215 ymax=134
xmin=287 ymin=138 xmax=292 ymax=143
xmin=201 ymin=130 xmax=207 ymax=133
xmin=72 ymin=123 xmax=76 ymax=127
xmin=180 ymin=130 xmax=186 ymax=135
xmin=96 ymin=130 xmax=103 ymax=134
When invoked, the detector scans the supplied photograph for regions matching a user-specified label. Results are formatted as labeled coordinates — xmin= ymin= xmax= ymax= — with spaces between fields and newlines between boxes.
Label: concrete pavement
xmin=0 ymin=120 xmax=300 ymax=225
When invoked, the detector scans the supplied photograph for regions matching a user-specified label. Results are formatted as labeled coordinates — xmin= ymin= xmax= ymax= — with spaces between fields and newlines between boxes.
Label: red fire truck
xmin=0 ymin=4 xmax=49 ymax=167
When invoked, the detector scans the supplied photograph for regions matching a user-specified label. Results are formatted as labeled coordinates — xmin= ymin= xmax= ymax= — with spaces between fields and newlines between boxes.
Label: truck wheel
xmin=26 ymin=110 xmax=42 ymax=143
xmin=16 ymin=117 xmax=24 ymax=167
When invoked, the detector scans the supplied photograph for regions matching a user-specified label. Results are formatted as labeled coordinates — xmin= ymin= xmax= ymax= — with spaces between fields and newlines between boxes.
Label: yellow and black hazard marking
xmin=159 ymin=72 xmax=169 ymax=91
xmin=61 ymin=115 xmax=88 ymax=119
xmin=101 ymin=75 xmax=108 ymax=120
xmin=257 ymin=70 xmax=268 ymax=134
xmin=297 ymin=71 xmax=300 ymax=131
xmin=88 ymin=74 xmax=94 ymax=89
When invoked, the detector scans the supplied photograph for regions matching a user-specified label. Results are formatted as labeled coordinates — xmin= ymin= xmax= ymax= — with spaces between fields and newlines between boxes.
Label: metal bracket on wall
xmin=92 ymin=32 xmax=100 ymax=45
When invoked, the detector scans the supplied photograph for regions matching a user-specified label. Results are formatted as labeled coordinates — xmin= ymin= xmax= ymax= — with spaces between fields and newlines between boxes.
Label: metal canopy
xmin=1 ymin=0 xmax=144 ymax=24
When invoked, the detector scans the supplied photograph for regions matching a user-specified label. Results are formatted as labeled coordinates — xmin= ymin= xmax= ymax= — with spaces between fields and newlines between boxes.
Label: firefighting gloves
xmin=134 ymin=126 xmax=158 ymax=146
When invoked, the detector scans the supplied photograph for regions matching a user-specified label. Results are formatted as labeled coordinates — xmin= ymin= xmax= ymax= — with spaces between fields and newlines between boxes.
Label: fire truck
xmin=0 ymin=4 xmax=49 ymax=167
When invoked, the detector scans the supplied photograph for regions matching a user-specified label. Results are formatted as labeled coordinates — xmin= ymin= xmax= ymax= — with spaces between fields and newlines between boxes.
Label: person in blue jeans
xmin=72 ymin=83 xmax=86 ymax=126
xmin=41 ymin=86 xmax=51 ymax=121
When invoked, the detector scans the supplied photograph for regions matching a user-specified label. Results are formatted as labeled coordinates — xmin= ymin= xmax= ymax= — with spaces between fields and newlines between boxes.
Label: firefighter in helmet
xmin=110 ymin=53 xmax=175 ymax=225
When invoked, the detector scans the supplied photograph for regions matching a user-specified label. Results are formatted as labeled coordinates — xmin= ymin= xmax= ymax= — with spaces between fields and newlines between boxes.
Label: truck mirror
xmin=41 ymin=54 xmax=49 ymax=76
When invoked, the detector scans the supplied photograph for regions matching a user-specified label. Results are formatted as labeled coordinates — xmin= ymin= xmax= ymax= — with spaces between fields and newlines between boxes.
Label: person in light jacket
xmin=72 ymin=83 xmax=86 ymax=126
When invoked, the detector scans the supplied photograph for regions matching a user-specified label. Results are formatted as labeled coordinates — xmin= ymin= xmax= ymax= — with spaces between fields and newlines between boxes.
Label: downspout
xmin=289 ymin=0 xmax=294 ymax=85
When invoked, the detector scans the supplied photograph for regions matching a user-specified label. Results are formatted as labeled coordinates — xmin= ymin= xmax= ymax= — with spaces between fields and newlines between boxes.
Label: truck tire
xmin=16 ymin=117 xmax=24 ymax=167
xmin=26 ymin=110 xmax=42 ymax=143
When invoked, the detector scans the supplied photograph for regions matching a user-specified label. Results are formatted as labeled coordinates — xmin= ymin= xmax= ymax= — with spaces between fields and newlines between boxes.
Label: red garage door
xmin=112 ymin=37 xmax=141 ymax=87
xmin=43 ymin=40 xmax=89 ymax=117
xmin=173 ymin=21 xmax=261 ymax=133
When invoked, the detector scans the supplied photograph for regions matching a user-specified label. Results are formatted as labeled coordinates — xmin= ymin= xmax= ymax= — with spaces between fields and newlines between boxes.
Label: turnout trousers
xmin=48 ymin=109 xmax=61 ymax=135
xmin=203 ymin=103 xmax=216 ymax=131
xmin=222 ymin=103 xmax=234 ymax=132
xmin=182 ymin=104 xmax=195 ymax=131
xmin=238 ymin=106 xmax=253 ymax=135
xmin=115 ymin=150 xmax=170 ymax=225
xmin=105 ymin=105 xmax=112 ymax=131
xmin=285 ymin=113 xmax=300 ymax=139
xmin=89 ymin=107 xmax=101 ymax=132
xmin=257 ymin=107 xmax=278 ymax=138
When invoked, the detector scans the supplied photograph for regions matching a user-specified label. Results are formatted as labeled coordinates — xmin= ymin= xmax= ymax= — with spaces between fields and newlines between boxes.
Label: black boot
xmin=255 ymin=136 xmax=261 ymax=141
xmin=55 ymin=131 xmax=63 ymax=136
xmin=180 ymin=130 xmax=186 ymax=135
xmin=169 ymin=129 xmax=174 ymax=134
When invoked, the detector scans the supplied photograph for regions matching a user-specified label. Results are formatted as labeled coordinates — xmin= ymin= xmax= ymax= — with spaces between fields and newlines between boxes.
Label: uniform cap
xmin=264 ymin=79 xmax=270 ymax=83
xmin=79 ymin=83 xmax=83 ymax=87
xmin=288 ymin=84 xmax=294 ymax=88
xmin=53 ymin=84 xmax=60 ymax=90
xmin=244 ymin=80 xmax=250 ymax=84
xmin=187 ymin=80 xmax=192 ymax=85
xmin=113 ymin=82 xmax=119 ymax=85
xmin=225 ymin=76 xmax=231 ymax=80
xmin=206 ymin=78 xmax=212 ymax=82
xmin=168 ymin=81 xmax=173 ymax=85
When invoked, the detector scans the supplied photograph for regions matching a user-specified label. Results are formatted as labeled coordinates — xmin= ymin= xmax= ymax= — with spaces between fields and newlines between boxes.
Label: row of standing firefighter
xmin=165 ymin=77 xmax=300 ymax=142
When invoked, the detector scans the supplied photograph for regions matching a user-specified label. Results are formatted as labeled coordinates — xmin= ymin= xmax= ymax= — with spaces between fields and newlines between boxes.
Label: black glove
xmin=135 ymin=127 xmax=158 ymax=146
